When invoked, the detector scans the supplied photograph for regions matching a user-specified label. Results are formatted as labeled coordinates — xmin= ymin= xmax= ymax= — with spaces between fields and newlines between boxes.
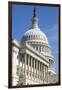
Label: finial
xmin=33 ymin=8 xmax=36 ymax=17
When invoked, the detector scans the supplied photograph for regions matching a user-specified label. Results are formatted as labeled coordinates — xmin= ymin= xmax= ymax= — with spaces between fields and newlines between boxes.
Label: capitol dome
xmin=21 ymin=8 xmax=52 ymax=58
xmin=22 ymin=28 xmax=48 ymax=44
xmin=21 ymin=8 xmax=48 ymax=45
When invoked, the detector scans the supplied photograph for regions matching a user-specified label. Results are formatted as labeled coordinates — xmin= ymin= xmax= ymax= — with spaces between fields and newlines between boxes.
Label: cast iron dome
xmin=21 ymin=8 xmax=49 ymax=45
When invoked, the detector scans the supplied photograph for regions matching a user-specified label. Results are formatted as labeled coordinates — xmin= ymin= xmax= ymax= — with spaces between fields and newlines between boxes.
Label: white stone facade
xmin=12 ymin=8 xmax=56 ymax=86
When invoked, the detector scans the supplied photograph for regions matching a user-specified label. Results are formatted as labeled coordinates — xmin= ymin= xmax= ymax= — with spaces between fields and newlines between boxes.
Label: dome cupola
xmin=21 ymin=8 xmax=48 ymax=44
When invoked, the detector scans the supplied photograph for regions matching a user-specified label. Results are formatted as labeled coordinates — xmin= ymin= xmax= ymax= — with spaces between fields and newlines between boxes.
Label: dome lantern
xmin=32 ymin=8 xmax=39 ymax=29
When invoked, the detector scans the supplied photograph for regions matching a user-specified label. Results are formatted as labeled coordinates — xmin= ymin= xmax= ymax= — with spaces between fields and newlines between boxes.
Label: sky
xmin=12 ymin=4 xmax=59 ymax=74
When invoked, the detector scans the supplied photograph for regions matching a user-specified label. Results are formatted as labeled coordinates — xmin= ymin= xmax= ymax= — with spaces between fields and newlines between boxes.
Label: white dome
xmin=21 ymin=28 xmax=48 ymax=44
xmin=21 ymin=8 xmax=49 ymax=44
xmin=21 ymin=8 xmax=53 ymax=59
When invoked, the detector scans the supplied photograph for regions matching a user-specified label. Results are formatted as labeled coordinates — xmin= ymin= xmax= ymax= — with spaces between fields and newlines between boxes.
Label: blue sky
xmin=12 ymin=4 xmax=59 ymax=74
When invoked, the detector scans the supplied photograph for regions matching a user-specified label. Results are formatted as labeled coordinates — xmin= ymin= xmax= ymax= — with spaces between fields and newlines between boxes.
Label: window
xmin=29 ymin=35 xmax=30 ymax=39
xmin=27 ymin=35 xmax=28 ymax=39
xmin=31 ymin=35 xmax=32 ymax=40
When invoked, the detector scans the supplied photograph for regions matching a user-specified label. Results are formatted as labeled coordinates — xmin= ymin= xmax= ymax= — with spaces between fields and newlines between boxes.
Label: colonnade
xmin=18 ymin=53 xmax=48 ymax=83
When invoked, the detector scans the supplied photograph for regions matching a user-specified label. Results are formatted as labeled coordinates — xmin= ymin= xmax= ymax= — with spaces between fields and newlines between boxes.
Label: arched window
xmin=29 ymin=35 xmax=30 ymax=40
xmin=27 ymin=35 xmax=28 ymax=40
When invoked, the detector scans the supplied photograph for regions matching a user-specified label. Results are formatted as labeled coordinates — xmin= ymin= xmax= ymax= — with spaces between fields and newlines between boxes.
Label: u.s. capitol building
xmin=12 ymin=8 xmax=56 ymax=86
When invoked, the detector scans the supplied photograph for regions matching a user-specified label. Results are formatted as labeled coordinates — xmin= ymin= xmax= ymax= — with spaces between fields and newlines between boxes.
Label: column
xmin=18 ymin=54 xmax=21 ymax=84
xmin=45 ymin=65 xmax=46 ymax=82
xmin=45 ymin=66 xmax=46 ymax=82
xmin=33 ymin=58 xmax=35 ymax=78
xmin=21 ymin=55 xmax=23 ymax=73
xmin=38 ymin=61 xmax=39 ymax=79
xmin=31 ymin=57 xmax=33 ymax=79
xmin=42 ymin=64 xmax=44 ymax=83
xmin=37 ymin=61 xmax=39 ymax=79
xmin=40 ymin=63 xmax=42 ymax=81
xmin=38 ymin=46 xmax=39 ymax=52
xmin=41 ymin=63 xmax=44 ymax=83
xmin=28 ymin=55 xmax=30 ymax=78
xmin=46 ymin=66 xmax=48 ymax=83
xmin=41 ymin=47 xmax=42 ymax=52
xmin=44 ymin=65 xmax=46 ymax=83
xmin=39 ymin=62 xmax=40 ymax=80
xmin=24 ymin=53 xmax=27 ymax=76
xmin=46 ymin=66 xmax=48 ymax=82
xmin=44 ymin=66 xmax=45 ymax=82
xmin=35 ymin=60 xmax=36 ymax=79
xmin=32 ymin=58 xmax=34 ymax=78
xmin=36 ymin=60 xmax=38 ymax=79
